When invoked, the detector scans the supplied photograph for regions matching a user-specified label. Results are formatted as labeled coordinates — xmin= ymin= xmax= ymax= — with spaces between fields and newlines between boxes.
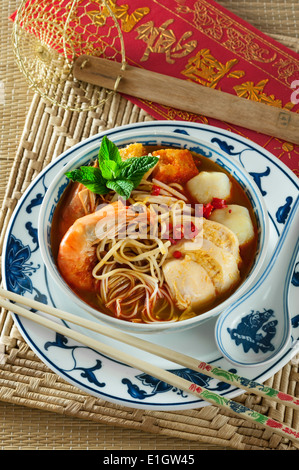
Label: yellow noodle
xmin=152 ymin=178 xmax=188 ymax=201
xmin=91 ymin=178 xmax=194 ymax=322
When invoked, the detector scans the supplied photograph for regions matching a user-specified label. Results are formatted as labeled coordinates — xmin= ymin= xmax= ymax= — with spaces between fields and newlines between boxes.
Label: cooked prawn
xmin=57 ymin=182 xmax=98 ymax=239
xmin=57 ymin=200 xmax=150 ymax=292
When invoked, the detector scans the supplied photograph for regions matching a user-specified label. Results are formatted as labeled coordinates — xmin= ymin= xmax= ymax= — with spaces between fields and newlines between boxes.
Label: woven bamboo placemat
xmin=1 ymin=0 xmax=299 ymax=451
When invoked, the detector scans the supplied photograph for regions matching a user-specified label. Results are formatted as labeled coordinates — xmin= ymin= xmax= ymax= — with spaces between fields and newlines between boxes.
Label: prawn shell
xmin=57 ymin=201 xmax=128 ymax=292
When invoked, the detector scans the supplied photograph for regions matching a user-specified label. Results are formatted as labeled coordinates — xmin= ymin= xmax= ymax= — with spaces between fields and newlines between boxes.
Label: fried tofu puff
xmin=152 ymin=148 xmax=199 ymax=185
xmin=119 ymin=143 xmax=154 ymax=179
xmin=119 ymin=143 xmax=147 ymax=160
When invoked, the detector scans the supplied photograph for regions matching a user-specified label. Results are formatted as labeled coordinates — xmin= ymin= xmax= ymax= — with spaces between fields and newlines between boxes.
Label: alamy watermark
xmin=291 ymin=80 xmax=299 ymax=105
xmin=94 ymin=199 xmax=205 ymax=241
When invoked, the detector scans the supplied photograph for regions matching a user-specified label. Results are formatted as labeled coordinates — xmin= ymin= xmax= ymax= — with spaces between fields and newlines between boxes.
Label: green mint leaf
xmin=100 ymin=159 xmax=119 ymax=180
xmin=98 ymin=135 xmax=122 ymax=166
xmin=65 ymin=166 xmax=108 ymax=194
xmin=106 ymin=179 xmax=134 ymax=199
xmin=118 ymin=155 xmax=159 ymax=188
xmin=65 ymin=138 xmax=158 ymax=200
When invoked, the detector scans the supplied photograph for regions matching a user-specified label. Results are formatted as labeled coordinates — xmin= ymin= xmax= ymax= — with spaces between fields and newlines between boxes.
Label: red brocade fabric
xmin=12 ymin=0 xmax=299 ymax=174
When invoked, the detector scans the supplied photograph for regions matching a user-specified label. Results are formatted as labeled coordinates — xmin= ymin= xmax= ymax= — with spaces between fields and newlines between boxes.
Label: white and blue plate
xmin=2 ymin=121 xmax=299 ymax=410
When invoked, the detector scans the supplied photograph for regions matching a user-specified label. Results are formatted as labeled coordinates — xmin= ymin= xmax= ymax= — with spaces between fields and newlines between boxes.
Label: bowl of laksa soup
xmin=39 ymin=126 xmax=269 ymax=333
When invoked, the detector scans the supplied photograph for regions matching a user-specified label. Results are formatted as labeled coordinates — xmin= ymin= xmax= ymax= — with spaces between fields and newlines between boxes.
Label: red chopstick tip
xmin=277 ymin=391 xmax=299 ymax=403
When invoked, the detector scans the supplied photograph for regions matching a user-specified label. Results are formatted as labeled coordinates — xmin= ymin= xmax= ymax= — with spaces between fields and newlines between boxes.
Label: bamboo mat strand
xmin=1 ymin=344 xmax=298 ymax=450
xmin=217 ymin=0 xmax=299 ymax=39
xmin=1 ymin=0 xmax=299 ymax=451
xmin=1 ymin=89 xmax=299 ymax=450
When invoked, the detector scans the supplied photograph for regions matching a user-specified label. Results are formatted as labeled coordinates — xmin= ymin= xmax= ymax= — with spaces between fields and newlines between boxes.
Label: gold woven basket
xmin=12 ymin=0 xmax=126 ymax=112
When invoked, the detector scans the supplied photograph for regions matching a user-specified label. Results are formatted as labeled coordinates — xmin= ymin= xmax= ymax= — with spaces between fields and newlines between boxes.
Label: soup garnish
xmin=52 ymin=137 xmax=257 ymax=323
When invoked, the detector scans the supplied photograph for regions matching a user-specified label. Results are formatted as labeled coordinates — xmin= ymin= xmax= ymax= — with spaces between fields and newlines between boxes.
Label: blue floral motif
xmin=25 ymin=176 xmax=47 ymax=214
xmin=121 ymin=378 xmax=153 ymax=399
xmin=291 ymin=262 xmax=299 ymax=287
xmin=227 ymin=309 xmax=277 ymax=354
xmin=42 ymin=334 xmax=234 ymax=401
xmin=26 ymin=193 xmax=44 ymax=214
xmin=76 ymin=361 xmax=105 ymax=387
xmin=45 ymin=333 xmax=71 ymax=350
xmin=211 ymin=137 xmax=241 ymax=156
xmin=25 ymin=222 xmax=39 ymax=253
xmin=249 ymin=167 xmax=271 ymax=196
xmin=292 ymin=315 xmax=299 ymax=329
xmin=276 ymin=196 xmax=293 ymax=224
xmin=5 ymin=235 xmax=40 ymax=295
xmin=291 ymin=261 xmax=299 ymax=287
xmin=45 ymin=333 xmax=105 ymax=388
xmin=173 ymin=129 xmax=189 ymax=135
xmin=210 ymin=137 xmax=272 ymax=197
xmin=173 ymin=129 xmax=212 ymax=156
xmin=189 ymin=146 xmax=213 ymax=158
xmin=31 ymin=288 xmax=48 ymax=307
xmin=122 ymin=373 xmax=189 ymax=400
xmin=54 ymin=181 xmax=68 ymax=204
xmin=122 ymin=367 xmax=232 ymax=400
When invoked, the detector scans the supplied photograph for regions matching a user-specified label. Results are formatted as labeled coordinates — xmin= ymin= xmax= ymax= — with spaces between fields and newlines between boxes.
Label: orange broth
xmin=51 ymin=147 xmax=258 ymax=321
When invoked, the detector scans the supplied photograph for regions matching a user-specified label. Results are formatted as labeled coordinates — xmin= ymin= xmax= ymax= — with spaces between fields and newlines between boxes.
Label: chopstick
xmin=1 ymin=287 xmax=297 ymax=410
xmin=1 ymin=287 xmax=299 ymax=444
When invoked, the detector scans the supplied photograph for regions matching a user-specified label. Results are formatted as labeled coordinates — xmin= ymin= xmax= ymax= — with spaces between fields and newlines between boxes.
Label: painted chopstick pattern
xmin=196 ymin=361 xmax=299 ymax=410
xmin=0 ymin=289 xmax=299 ymax=444
xmin=188 ymin=381 xmax=299 ymax=442
xmin=0 ymin=287 xmax=298 ymax=410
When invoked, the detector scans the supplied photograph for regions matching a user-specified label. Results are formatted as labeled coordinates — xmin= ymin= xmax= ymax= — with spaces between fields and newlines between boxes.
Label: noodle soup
xmin=51 ymin=140 xmax=258 ymax=325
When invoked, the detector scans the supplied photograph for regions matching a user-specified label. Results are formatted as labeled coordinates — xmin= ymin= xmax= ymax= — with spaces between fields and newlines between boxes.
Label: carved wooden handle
xmin=74 ymin=55 xmax=299 ymax=144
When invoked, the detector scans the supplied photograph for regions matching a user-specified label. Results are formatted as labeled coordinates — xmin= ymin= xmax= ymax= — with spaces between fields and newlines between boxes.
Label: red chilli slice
xmin=151 ymin=185 xmax=161 ymax=196
xmin=211 ymin=198 xmax=227 ymax=209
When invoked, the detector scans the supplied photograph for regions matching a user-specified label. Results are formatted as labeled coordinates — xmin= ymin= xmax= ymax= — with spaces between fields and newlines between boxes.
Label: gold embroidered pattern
xmin=273 ymin=58 xmax=299 ymax=86
xmin=161 ymin=1 xmax=277 ymax=65
xmin=224 ymin=29 xmax=277 ymax=64
xmin=176 ymin=1 xmax=233 ymax=41
xmin=181 ymin=48 xmax=244 ymax=88
xmin=234 ymin=79 xmax=295 ymax=109
xmin=274 ymin=139 xmax=299 ymax=171
xmin=88 ymin=0 xmax=150 ymax=32
xmin=135 ymin=19 xmax=197 ymax=64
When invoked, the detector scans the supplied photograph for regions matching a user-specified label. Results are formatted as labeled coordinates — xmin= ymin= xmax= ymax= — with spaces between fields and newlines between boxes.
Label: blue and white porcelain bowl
xmin=38 ymin=124 xmax=270 ymax=334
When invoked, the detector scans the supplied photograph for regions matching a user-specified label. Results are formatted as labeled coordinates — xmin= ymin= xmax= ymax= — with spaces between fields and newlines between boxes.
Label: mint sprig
xmin=64 ymin=166 xmax=107 ymax=194
xmin=65 ymin=136 xmax=159 ymax=199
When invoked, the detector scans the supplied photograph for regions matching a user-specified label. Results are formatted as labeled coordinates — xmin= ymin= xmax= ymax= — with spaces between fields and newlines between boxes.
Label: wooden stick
xmin=73 ymin=55 xmax=299 ymax=145
xmin=0 ymin=287 xmax=298 ymax=411
xmin=1 ymin=292 xmax=299 ymax=443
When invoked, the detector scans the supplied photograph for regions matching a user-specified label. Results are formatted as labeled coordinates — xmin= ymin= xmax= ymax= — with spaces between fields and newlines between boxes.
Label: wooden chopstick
xmin=1 ymin=288 xmax=299 ymax=444
xmin=0 ymin=287 xmax=297 ymax=410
